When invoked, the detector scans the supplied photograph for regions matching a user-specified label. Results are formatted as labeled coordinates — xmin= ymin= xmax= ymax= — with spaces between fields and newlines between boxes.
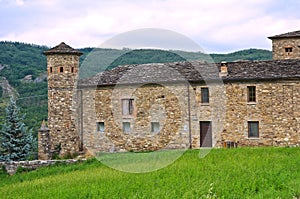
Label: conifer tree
xmin=0 ymin=97 xmax=35 ymax=161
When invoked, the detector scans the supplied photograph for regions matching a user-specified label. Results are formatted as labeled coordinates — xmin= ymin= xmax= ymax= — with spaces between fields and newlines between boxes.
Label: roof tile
xmin=268 ymin=30 xmax=300 ymax=39
xmin=44 ymin=42 xmax=83 ymax=55
xmin=78 ymin=59 xmax=300 ymax=87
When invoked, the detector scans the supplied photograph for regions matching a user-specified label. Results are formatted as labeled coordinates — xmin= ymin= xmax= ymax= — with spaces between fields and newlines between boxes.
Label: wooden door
xmin=200 ymin=121 xmax=212 ymax=147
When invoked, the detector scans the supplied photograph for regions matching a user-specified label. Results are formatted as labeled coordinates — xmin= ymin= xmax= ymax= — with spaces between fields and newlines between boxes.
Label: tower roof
xmin=43 ymin=42 xmax=83 ymax=55
xmin=268 ymin=30 xmax=300 ymax=39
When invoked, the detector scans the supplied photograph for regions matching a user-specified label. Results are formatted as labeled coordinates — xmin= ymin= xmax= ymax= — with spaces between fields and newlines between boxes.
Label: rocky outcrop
xmin=0 ymin=76 xmax=19 ymax=98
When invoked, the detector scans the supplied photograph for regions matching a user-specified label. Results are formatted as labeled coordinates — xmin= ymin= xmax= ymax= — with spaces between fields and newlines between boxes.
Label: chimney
xmin=219 ymin=61 xmax=228 ymax=77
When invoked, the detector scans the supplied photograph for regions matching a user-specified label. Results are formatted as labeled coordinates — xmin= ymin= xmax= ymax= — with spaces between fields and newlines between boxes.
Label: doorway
xmin=200 ymin=121 xmax=212 ymax=147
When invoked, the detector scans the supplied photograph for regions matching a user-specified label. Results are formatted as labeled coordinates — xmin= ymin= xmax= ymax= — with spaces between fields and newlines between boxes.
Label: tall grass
xmin=1 ymin=147 xmax=300 ymax=198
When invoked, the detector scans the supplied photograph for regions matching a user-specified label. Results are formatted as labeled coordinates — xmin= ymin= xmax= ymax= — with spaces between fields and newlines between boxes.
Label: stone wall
xmin=272 ymin=38 xmax=300 ymax=60
xmin=38 ymin=126 xmax=52 ymax=160
xmin=79 ymin=82 xmax=227 ymax=152
xmin=81 ymin=83 xmax=191 ymax=153
xmin=190 ymin=83 xmax=226 ymax=148
xmin=0 ymin=159 xmax=84 ymax=175
xmin=220 ymin=80 xmax=300 ymax=147
xmin=79 ymin=80 xmax=300 ymax=152
xmin=46 ymin=54 xmax=81 ymax=157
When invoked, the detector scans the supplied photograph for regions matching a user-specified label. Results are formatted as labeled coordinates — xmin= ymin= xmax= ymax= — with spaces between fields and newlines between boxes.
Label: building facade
xmin=269 ymin=30 xmax=300 ymax=60
xmin=39 ymin=30 xmax=300 ymax=159
xmin=42 ymin=43 xmax=82 ymax=157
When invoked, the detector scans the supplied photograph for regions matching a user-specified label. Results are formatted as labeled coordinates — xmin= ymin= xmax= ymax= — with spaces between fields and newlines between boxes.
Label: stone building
xmin=269 ymin=30 xmax=300 ymax=60
xmin=39 ymin=30 xmax=300 ymax=159
xmin=42 ymin=43 xmax=82 ymax=157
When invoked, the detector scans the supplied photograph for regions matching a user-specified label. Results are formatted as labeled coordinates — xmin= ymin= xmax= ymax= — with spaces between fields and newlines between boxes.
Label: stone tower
xmin=268 ymin=30 xmax=300 ymax=60
xmin=43 ymin=42 xmax=83 ymax=157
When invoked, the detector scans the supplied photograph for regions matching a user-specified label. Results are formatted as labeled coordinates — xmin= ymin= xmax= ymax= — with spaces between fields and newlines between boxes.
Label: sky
xmin=1 ymin=0 xmax=300 ymax=53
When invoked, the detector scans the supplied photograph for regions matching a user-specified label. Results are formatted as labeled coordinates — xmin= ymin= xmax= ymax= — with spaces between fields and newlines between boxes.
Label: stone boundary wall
xmin=0 ymin=159 xmax=85 ymax=175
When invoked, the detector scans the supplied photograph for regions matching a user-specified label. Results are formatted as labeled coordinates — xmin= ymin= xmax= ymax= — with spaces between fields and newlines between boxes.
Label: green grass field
xmin=1 ymin=147 xmax=300 ymax=198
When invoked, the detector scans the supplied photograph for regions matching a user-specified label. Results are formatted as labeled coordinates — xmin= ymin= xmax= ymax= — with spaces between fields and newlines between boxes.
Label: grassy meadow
xmin=1 ymin=147 xmax=300 ymax=198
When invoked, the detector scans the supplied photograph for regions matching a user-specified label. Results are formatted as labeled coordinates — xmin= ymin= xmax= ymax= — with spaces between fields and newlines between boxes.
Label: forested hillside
xmin=0 ymin=41 xmax=272 ymax=137
xmin=0 ymin=42 xmax=48 ymax=137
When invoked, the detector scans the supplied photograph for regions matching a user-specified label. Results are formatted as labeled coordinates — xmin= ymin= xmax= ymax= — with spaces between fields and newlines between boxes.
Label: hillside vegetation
xmin=0 ymin=148 xmax=299 ymax=198
xmin=0 ymin=41 xmax=272 ymax=136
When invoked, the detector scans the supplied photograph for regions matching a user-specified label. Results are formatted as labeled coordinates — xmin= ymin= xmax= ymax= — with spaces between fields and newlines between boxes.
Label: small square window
xmin=285 ymin=47 xmax=293 ymax=53
xmin=201 ymin=87 xmax=209 ymax=103
xmin=96 ymin=122 xmax=104 ymax=132
xmin=247 ymin=86 xmax=256 ymax=102
xmin=248 ymin=121 xmax=259 ymax=138
xmin=123 ymin=122 xmax=131 ymax=133
xmin=151 ymin=122 xmax=160 ymax=133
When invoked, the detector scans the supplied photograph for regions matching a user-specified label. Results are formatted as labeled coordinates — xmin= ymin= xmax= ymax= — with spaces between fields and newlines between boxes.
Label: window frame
xmin=122 ymin=99 xmax=134 ymax=116
xmin=248 ymin=121 xmax=259 ymax=138
xmin=151 ymin=122 xmax=160 ymax=133
xmin=247 ymin=86 xmax=256 ymax=103
xmin=201 ymin=87 xmax=209 ymax=104
xmin=122 ymin=122 xmax=131 ymax=133
xmin=96 ymin=122 xmax=105 ymax=132
xmin=285 ymin=47 xmax=293 ymax=53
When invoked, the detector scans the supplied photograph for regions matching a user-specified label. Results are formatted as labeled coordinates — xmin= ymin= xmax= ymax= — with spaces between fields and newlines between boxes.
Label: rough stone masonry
xmin=39 ymin=30 xmax=300 ymax=159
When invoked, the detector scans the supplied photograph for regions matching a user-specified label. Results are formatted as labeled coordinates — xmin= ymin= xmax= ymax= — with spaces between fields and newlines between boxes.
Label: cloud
xmin=0 ymin=0 xmax=300 ymax=52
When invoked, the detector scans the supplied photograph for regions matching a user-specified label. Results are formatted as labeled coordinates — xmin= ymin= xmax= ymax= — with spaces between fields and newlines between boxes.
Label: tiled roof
xmin=43 ymin=42 xmax=83 ymax=55
xmin=222 ymin=59 xmax=300 ymax=81
xmin=78 ymin=59 xmax=300 ymax=87
xmin=268 ymin=30 xmax=300 ymax=39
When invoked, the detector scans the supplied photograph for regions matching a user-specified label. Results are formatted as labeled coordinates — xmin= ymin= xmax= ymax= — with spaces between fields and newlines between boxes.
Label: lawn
xmin=1 ymin=147 xmax=300 ymax=198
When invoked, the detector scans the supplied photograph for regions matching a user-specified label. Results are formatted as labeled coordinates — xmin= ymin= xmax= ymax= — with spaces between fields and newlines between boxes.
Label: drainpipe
xmin=77 ymin=89 xmax=84 ymax=151
xmin=187 ymin=82 xmax=192 ymax=149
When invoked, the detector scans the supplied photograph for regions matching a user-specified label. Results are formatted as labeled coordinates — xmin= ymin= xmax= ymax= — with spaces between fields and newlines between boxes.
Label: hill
xmin=0 ymin=148 xmax=299 ymax=198
xmin=0 ymin=41 xmax=272 ymax=135
xmin=107 ymin=49 xmax=186 ymax=70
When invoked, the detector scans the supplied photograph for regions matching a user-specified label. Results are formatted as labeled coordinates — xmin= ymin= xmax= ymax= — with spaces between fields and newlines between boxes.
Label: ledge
xmin=247 ymin=137 xmax=260 ymax=140
xmin=200 ymin=103 xmax=210 ymax=106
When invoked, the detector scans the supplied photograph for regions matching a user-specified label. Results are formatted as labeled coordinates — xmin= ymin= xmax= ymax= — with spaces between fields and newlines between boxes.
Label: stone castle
xmin=38 ymin=30 xmax=300 ymax=159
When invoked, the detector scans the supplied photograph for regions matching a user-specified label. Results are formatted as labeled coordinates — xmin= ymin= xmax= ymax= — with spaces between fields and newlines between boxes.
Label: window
xmin=285 ymin=47 xmax=293 ymax=53
xmin=96 ymin=122 xmax=104 ymax=132
xmin=247 ymin=86 xmax=256 ymax=102
xmin=123 ymin=122 xmax=131 ymax=133
xmin=151 ymin=122 xmax=160 ymax=133
xmin=71 ymin=67 xmax=74 ymax=73
xmin=122 ymin=99 xmax=134 ymax=115
xmin=248 ymin=121 xmax=259 ymax=138
xmin=49 ymin=67 xmax=53 ymax=73
xmin=60 ymin=67 xmax=64 ymax=73
xmin=201 ymin=87 xmax=209 ymax=103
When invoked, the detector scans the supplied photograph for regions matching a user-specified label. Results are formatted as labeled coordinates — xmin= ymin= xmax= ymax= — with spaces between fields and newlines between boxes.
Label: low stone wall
xmin=0 ymin=159 xmax=85 ymax=175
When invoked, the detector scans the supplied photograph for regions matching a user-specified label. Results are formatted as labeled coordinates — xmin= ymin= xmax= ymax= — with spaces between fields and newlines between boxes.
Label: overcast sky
xmin=1 ymin=0 xmax=300 ymax=53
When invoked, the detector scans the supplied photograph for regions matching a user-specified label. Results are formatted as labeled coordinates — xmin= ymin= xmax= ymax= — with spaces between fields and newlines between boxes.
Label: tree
xmin=0 ymin=97 xmax=36 ymax=161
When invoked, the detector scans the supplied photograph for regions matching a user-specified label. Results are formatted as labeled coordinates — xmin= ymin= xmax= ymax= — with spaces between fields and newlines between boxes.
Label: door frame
xmin=200 ymin=121 xmax=212 ymax=147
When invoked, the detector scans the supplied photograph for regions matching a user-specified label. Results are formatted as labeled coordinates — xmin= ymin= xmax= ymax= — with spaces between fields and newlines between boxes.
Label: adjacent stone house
xmin=269 ymin=30 xmax=300 ymax=60
xmin=39 ymin=30 xmax=300 ymax=159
